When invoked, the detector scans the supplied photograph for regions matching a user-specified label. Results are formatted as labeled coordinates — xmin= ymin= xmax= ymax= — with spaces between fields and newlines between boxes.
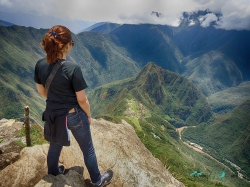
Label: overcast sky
xmin=0 ymin=0 xmax=250 ymax=33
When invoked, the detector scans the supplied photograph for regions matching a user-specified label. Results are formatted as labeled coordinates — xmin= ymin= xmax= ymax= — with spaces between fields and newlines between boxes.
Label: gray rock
xmin=35 ymin=167 xmax=86 ymax=187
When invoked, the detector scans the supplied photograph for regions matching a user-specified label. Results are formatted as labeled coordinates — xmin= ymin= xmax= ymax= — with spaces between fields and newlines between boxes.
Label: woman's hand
xmin=76 ymin=90 xmax=92 ymax=125
xmin=88 ymin=116 xmax=92 ymax=125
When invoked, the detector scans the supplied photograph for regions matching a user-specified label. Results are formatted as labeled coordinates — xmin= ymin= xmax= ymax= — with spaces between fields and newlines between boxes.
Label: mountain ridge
xmin=89 ymin=62 xmax=213 ymax=127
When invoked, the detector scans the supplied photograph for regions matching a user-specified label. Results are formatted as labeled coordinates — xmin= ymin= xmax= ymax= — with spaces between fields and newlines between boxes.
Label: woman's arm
xmin=36 ymin=83 xmax=47 ymax=98
xmin=76 ymin=90 xmax=92 ymax=124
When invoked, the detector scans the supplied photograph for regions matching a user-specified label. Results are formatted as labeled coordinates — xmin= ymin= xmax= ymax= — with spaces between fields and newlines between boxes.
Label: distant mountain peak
xmin=0 ymin=20 xmax=14 ymax=27
xmin=135 ymin=62 xmax=165 ymax=82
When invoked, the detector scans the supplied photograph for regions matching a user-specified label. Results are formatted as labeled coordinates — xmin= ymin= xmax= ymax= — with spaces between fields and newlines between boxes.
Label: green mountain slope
xmin=172 ymin=22 xmax=250 ymax=82
xmin=208 ymin=81 xmax=250 ymax=114
xmin=182 ymin=99 xmax=250 ymax=179
xmin=89 ymin=62 xmax=213 ymax=127
xmin=0 ymin=25 xmax=140 ymax=120
xmin=0 ymin=25 xmax=47 ymax=120
xmin=183 ymin=51 xmax=243 ymax=96
xmin=110 ymin=24 xmax=184 ymax=72
xmin=75 ymin=31 xmax=139 ymax=86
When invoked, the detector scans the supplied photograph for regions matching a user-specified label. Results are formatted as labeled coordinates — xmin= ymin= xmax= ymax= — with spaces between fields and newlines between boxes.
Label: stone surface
xmin=0 ymin=119 xmax=24 ymax=170
xmin=0 ymin=118 xmax=185 ymax=187
xmin=35 ymin=167 xmax=87 ymax=187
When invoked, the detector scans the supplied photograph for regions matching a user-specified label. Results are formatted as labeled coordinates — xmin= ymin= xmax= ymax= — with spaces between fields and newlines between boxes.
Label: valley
xmin=177 ymin=126 xmax=234 ymax=173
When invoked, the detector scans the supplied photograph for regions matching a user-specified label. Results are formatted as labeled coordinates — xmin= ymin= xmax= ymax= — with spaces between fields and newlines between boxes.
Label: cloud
xmin=215 ymin=0 xmax=250 ymax=30
xmin=53 ymin=0 xmax=199 ymax=26
xmin=200 ymin=13 xmax=218 ymax=27
xmin=0 ymin=0 xmax=12 ymax=7
xmin=195 ymin=0 xmax=250 ymax=30
xmin=0 ymin=0 xmax=249 ymax=31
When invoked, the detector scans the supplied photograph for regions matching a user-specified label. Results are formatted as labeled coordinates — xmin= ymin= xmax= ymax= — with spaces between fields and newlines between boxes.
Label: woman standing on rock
xmin=34 ymin=25 xmax=113 ymax=187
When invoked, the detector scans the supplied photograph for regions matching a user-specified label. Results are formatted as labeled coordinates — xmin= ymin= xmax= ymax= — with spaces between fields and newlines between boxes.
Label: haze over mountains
xmin=0 ymin=11 xmax=250 ymax=186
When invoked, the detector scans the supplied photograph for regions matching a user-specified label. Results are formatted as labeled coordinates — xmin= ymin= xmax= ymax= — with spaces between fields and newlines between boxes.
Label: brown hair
xmin=41 ymin=25 xmax=72 ymax=63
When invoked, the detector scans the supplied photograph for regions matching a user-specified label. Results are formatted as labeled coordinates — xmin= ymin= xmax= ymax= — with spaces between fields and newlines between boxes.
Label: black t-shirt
xmin=34 ymin=58 xmax=87 ymax=120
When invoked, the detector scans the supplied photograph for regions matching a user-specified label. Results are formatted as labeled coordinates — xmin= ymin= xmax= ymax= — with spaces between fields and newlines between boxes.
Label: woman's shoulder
xmin=64 ymin=61 xmax=81 ymax=69
xmin=35 ymin=58 xmax=47 ymax=68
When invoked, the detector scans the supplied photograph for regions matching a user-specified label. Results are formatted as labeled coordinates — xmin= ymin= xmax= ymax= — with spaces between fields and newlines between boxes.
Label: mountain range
xmin=0 ymin=11 xmax=250 ymax=186
xmin=1 ymin=18 xmax=249 ymax=119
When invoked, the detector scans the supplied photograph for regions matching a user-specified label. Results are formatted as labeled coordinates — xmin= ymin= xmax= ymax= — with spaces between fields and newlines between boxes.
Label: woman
xmin=34 ymin=25 xmax=113 ymax=187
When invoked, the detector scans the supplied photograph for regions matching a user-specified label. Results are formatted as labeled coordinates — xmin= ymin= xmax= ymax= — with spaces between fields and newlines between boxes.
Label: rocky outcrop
xmin=0 ymin=119 xmax=24 ymax=170
xmin=35 ymin=166 xmax=89 ymax=187
xmin=0 ymin=118 xmax=185 ymax=187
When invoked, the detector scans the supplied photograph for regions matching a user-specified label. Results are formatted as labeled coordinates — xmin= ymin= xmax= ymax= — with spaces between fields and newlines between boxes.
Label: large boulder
xmin=0 ymin=118 xmax=185 ymax=187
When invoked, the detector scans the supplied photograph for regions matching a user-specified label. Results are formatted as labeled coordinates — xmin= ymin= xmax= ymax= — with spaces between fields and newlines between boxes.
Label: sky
xmin=0 ymin=0 xmax=250 ymax=33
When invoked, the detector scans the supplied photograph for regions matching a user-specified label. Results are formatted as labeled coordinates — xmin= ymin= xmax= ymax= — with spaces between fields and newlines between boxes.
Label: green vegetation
xmin=14 ymin=140 xmax=26 ymax=148
xmin=90 ymin=63 xmax=249 ymax=186
xmin=89 ymin=62 xmax=213 ymax=127
xmin=208 ymin=81 xmax=250 ymax=115
xmin=182 ymin=51 xmax=243 ymax=97
xmin=19 ymin=123 xmax=47 ymax=146
xmin=183 ymin=99 xmax=250 ymax=180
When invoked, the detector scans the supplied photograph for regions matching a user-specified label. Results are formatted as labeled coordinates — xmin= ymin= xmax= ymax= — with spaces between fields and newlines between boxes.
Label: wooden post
xmin=24 ymin=106 xmax=31 ymax=147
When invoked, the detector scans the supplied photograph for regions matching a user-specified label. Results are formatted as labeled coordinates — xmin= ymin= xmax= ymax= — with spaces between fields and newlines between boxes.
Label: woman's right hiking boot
xmin=92 ymin=170 xmax=114 ymax=187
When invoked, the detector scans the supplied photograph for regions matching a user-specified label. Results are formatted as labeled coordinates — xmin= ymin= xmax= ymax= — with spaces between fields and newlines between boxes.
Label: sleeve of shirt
xmin=34 ymin=61 xmax=42 ymax=84
xmin=72 ymin=65 xmax=88 ymax=92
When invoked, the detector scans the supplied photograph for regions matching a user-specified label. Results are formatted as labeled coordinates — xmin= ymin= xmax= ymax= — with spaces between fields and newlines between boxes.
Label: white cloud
xmin=189 ymin=20 xmax=196 ymax=26
xmin=0 ymin=0 xmax=250 ymax=31
xmin=200 ymin=13 xmax=218 ymax=27
xmin=215 ymin=0 xmax=250 ymax=30
xmin=53 ymin=0 xmax=199 ymax=26
xmin=196 ymin=0 xmax=250 ymax=30
xmin=0 ymin=0 xmax=12 ymax=7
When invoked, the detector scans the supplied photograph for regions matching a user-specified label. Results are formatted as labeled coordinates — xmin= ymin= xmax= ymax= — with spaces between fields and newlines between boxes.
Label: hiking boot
xmin=93 ymin=170 xmax=114 ymax=187
xmin=59 ymin=165 xmax=65 ymax=174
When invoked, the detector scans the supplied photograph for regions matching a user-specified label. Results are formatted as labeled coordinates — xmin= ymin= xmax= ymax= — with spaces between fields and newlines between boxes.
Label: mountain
xmin=0 ymin=25 xmax=47 ymax=121
xmin=86 ymin=22 xmax=121 ymax=34
xmin=80 ymin=22 xmax=107 ymax=32
xmin=208 ymin=81 xmax=250 ymax=114
xmin=0 ymin=20 xmax=13 ymax=26
xmin=73 ymin=31 xmax=139 ymax=86
xmin=171 ymin=18 xmax=250 ymax=82
xmin=182 ymin=99 xmax=250 ymax=179
xmin=89 ymin=62 xmax=213 ymax=127
xmin=110 ymin=24 xmax=184 ymax=72
xmin=182 ymin=50 xmax=243 ymax=96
